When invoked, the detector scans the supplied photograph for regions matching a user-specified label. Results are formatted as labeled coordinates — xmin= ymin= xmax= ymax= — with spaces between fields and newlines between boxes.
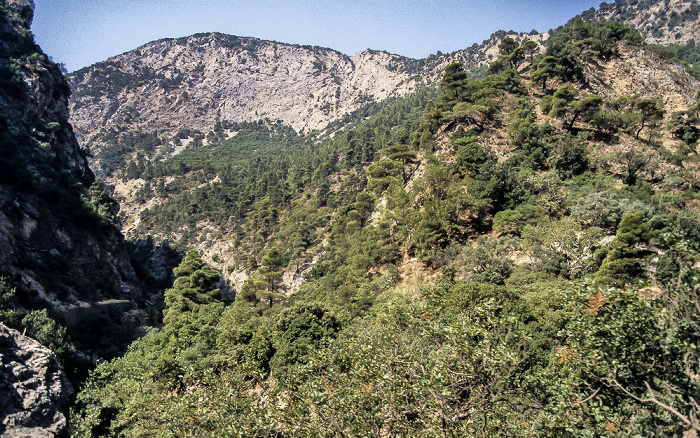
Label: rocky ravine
xmin=0 ymin=323 xmax=73 ymax=438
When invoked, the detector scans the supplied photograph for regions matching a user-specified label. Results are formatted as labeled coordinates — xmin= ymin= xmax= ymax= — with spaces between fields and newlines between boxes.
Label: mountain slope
xmin=66 ymin=30 xmax=552 ymax=175
xmin=71 ymin=19 xmax=700 ymax=437
xmin=579 ymin=0 xmax=700 ymax=46
xmin=67 ymin=33 xmax=424 ymax=138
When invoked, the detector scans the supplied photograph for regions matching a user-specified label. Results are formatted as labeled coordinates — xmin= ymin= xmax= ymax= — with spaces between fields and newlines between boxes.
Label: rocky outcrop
xmin=0 ymin=323 xmax=72 ymax=438
xmin=579 ymin=0 xmax=700 ymax=46
xmin=585 ymin=42 xmax=700 ymax=113
xmin=0 ymin=0 xmax=141 ymax=307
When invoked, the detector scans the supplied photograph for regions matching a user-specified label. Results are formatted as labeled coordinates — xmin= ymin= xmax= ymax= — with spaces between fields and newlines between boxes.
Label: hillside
xmin=579 ymin=0 xmax=700 ymax=46
xmin=97 ymin=29 xmax=699 ymax=297
xmin=1 ymin=0 xmax=700 ymax=435
xmin=70 ymin=17 xmax=700 ymax=436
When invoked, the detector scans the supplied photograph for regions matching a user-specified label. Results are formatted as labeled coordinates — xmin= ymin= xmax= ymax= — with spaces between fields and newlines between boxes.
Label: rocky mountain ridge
xmin=580 ymin=0 xmax=700 ymax=46
xmin=68 ymin=33 xmax=424 ymax=137
xmin=66 ymin=30 xmax=548 ymax=171
xmin=66 ymin=1 xmax=700 ymax=177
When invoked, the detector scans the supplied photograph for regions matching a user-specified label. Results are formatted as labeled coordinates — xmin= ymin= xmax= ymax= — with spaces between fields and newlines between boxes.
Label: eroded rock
xmin=0 ymin=324 xmax=72 ymax=438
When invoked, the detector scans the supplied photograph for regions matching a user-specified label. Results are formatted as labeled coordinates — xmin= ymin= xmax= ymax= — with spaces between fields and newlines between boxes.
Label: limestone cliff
xmin=67 ymin=34 xmax=424 ymax=141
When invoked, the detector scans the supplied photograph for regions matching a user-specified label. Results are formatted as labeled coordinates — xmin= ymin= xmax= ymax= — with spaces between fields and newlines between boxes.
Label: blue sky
xmin=32 ymin=0 xmax=603 ymax=72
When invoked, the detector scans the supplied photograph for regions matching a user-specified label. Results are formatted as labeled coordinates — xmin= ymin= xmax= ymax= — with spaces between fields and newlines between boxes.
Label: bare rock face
xmin=0 ymin=323 xmax=73 ymax=438
xmin=587 ymin=44 xmax=700 ymax=112
xmin=580 ymin=0 xmax=700 ymax=46
xmin=0 ymin=1 xmax=141 ymax=306
xmin=67 ymin=34 xmax=424 ymax=141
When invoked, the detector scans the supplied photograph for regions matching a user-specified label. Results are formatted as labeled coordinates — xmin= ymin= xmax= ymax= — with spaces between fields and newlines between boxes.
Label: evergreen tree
xmin=257 ymin=247 xmax=286 ymax=308
xmin=163 ymin=249 xmax=221 ymax=324
xmin=384 ymin=144 xmax=418 ymax=184
xmin=596 ymin=210 xmax=653 ymax=287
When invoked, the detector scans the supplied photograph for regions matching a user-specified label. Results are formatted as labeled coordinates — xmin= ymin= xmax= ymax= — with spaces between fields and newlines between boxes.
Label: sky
xmin=31 ymin=0 xmax=604 ymax=73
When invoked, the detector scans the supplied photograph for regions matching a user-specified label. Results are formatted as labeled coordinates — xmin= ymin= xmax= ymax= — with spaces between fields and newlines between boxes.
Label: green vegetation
xmin=0 ymin=276 xmax=73 ymax=362
xmin=65 ymin=18 xmax=700 ymax=437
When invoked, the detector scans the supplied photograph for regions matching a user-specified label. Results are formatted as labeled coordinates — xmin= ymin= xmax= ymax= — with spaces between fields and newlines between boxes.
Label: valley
xmin=1 ymin=0 xmax=700 ymax=436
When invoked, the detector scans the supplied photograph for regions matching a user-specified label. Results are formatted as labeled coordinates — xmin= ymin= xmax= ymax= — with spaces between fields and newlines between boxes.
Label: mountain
xmin=66 ymin=30 xmax=549 ymax=175
xmin=60 ymin=0 xmax=700 ymax=300
xmin=67 ymin=34 xmax=425 ymax=145
xmin=70 ymin=14 xmax=700 ymax=436
xmin=64 ymin=29 xmax=549 ymax=291
xmin=65 ymin=0 xmax=700 ymax=179
xmin=578 ymin=0 xmax=700 ymax=46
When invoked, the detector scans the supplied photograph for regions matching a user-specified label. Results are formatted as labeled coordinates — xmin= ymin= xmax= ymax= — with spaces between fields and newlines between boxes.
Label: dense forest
xmin=58 ymin=19 xmax=700 ymax=437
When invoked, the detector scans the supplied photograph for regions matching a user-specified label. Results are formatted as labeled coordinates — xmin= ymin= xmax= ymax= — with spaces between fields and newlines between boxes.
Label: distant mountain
xmin=66 ymin=31 xmax=550 ymax=174
xmin=66 ymin=1 xmax=700 ymax=177
xmin=577 ymin=0 xmax=700 ymax=46
xmin=68 ymin=34 xmax=425 ymax=136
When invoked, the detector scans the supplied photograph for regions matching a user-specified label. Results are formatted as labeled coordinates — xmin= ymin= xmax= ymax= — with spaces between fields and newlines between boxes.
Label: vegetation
xmin=63 ymin=17 xmax=700 ymax=437
xmin=5 ymin=0 xmax=700 ymax=434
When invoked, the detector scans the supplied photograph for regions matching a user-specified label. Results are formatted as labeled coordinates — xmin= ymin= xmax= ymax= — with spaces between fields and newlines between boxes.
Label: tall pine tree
xmin=163 ymin=249 xmax=221 ymax=324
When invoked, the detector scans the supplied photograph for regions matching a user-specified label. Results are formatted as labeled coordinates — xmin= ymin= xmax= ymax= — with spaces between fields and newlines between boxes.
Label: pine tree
xmin=257 ymin=247 xmax=286 ymax=308
xmin=163 ymin=249 xmax=221 ymax=324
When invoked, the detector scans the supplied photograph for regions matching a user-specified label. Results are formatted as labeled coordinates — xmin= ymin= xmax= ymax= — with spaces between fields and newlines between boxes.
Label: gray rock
xmin=0 ymin=324 xmax=73 ymax=438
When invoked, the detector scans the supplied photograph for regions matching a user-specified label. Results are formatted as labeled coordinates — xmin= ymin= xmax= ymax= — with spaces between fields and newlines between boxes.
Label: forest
xmin=53 ymin=19 xmax=700 ymax=436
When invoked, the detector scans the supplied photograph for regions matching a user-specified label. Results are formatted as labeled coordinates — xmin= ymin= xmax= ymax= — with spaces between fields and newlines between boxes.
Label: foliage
xmin=20 ymin=308 xmax=74 ymax=359
xmin=163 ymin=249 xmax=221 ymax=324
xmin=68 ymin=16 xmax=700 ymax=437
xmin=596 ymin=210 xmax=654 ymax=287
xmin=559 ymin=282 xmax=700 ymax=436
xmin=458 ymin=236 xmax=519 ymax=284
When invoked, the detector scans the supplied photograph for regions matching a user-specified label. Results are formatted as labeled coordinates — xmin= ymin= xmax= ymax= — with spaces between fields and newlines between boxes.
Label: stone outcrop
xmin=0 ymin=2 xmax=148 ymax=433
xmin=585 ymin=42 xmax=700 ymax=114
xmin=0 ymin=323 xmax=73 ymax=438
xmin=579 ymin=0 xmax=700 ymax=46
xmin=0 ymin=0 xmax=141 ymax=307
